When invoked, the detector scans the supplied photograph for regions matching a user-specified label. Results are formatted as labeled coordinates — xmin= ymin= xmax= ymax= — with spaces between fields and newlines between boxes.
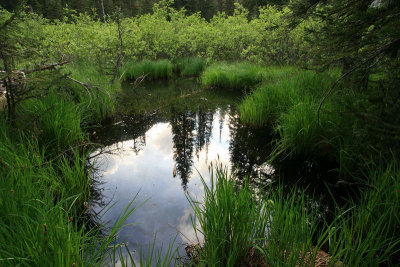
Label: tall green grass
xmin=174 ymin=57 xmax=207 ymax=77
xmin=188 ymin=168 xmax=269 ymax=265
xmin=238 ymin=68 xmax=348 ymax=166
xmin=0 ymin=60 xmax=145 ymax=266
xmin=0 ymin=127 xmax=83 ymax=266
xmin=63 ymin=60 xmax=119 ymax=122
xmin=240 ymin=69 xmax=337 ymax=126
xmin=188 ymin=164 xmax=400 ymax=266
xmin=274 ymin=101 xmax=345 ymax=159
xmin=201 ymin=62 xmax=265 ymax=90
xmin=188 ymin=168 xmax=333 ymax=266
xmin=120 ymin=60 xmax=173 ymax=81
xmin=326 ymin=161 xmax=400 ymax=265
xmin=0 ymin=121 xmax=167 ymax=266
xmin=19 ymin=95 xmax=85 ymax=154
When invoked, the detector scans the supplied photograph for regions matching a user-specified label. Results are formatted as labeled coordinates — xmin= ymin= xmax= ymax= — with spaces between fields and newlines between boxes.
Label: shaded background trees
xmin=289 ymin=0 xmax=400 ymax=165
xmin=0 ymin=0 xmax=288 ymax=20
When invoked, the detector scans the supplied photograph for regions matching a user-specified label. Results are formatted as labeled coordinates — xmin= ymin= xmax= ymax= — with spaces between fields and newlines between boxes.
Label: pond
xmin=88 ymin=79 xmax=273 ymax=264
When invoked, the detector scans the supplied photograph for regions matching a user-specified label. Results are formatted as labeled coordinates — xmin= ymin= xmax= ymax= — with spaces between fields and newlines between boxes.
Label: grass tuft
xmin=174 ymin=57 xmax=207 ymax=77
xmin=239 ymin=69 xmax=336 ymax=126
xmin=201 ymin=62 xmax=265 ymax=90
xmin=187 ymin=167 xmax=328 ymax=266
xmin=326 ymin=161 xmax=400 ymax=265
xmin=120 ymin=60 xmax=174 ymax=81
xmin=188 ymin=167 xmax=269 ymax=265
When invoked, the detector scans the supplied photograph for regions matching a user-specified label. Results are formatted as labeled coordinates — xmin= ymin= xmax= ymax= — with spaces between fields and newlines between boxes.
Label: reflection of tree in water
xmin=92 ymin=113 xmax=163 ymax=152
xmin=229 ymin=115 xmax=272 ymax=179
xmin=194 ymin=107 xmax=214 ymax=158
xmin=170 ymin=106 xmax=196 ymax=190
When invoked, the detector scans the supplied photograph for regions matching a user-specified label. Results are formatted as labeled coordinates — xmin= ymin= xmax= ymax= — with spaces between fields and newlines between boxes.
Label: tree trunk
xmin=100 ymin=0 xmax=106 ymax=22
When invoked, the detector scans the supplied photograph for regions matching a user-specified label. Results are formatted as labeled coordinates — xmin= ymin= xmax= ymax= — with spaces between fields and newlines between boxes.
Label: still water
xmin=88 ymin=79 xmax=271 ymax=263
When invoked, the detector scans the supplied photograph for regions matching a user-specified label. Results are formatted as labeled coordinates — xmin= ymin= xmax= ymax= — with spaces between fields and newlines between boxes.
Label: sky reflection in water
xmin=90 ymin=109 xmax=243 ymax=263
xmin=89 ymin=78 xmax=273 ymax=264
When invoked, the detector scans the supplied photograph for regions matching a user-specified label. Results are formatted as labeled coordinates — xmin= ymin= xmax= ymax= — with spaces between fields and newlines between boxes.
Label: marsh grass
xmin=2 ymin=59 xmax=398 ymax=267
xmin=187 ymin=164 xmax=400 ymax=266
xmin=187 ymin=168 xmax=269 ymax=266
xmin=115 ymin=235 xmax=180 ymax=267
xmin=201 ymin=62 xmax=265 ymax=90
xmin=64 ymin=60 xmax=119 ymax=122
xmin=0 ymin=121 xmax=147 ymax=266
xmin=326 ymin=161 xmax=400 ymax=266
xmin=187 ymin=167 xmax=332 ymax=266
xmin=0 ymin=128 xmax=84 ymax=266
xmin=174 ymin=57 xmax=207 ymax=77
xmin=0 ymin=60 xmax=143 ymax=266
xmin=121 ymin=60 xmax=174 ymax=81
xmin=274 ymin=101 xmax=345 ymax=159
xmin=238 ymin=68 xmax=350 ymax=166
xmin=239 ymin=69 xmax=336 ymax=126
xmin=19 ymin=95 xmax=85 ymax=154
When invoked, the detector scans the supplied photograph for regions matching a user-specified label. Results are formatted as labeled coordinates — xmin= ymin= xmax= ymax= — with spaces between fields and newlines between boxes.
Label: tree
xmin=173 ymin=0 xmax=199 ymax=14
xmin=291 ymin=0 xmax=399 ymax=74
xmin=170 ymin=107 xmax=196 ymax=190
xmin=290 ymin=0 xmax=400 ymax=162
xmin=223 ymin=0 xmax=235 ymax=15
xmin=43 ymin=0 xmax=63 ymax=19
xmin=138 ymin=0 xmax=154 ymax=14
xmin=198 ymin=0 xmax=216 ymax=20
xmin=0 ymin=8 xmax=69 ymax=121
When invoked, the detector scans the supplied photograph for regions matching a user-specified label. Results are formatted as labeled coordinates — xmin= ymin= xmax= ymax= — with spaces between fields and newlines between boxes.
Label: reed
xmin=326 ymin=161 xmax=400 ymax=266
xmin=187 ymin=163 xmax=400 ymax=266
xmin=187 ymin=167 xmax=269 ymax=266
xmin=0 ymin=60 xmax=139 ymax=266
xmin=174 ymin=57 xmax=207 ymax=77
xmin=121 ymin=60 xmax=174 ymax=81
xmin=187 ymin=167 xmax=328 ymax=266
xmin=63 ymin=60 xmax=119 ymax=122
xmin=274 ymin=101 xmax=343 ymax=159
xmin=239 ymin=69 xmax=336 ymax=126
xmin=0 ymin=128 xmax=84 ymax=266
xmin=201 ymin=62 xmax=264 ymax=90
xmin=19 ymin=95 xmax=85 ymax=154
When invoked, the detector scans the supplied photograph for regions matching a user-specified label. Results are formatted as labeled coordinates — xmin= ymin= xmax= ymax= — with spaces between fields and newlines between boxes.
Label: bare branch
xmin=24 ymin=60 xmax=71 ymax=74
xmin=131 ymin=73 xmax=148 ymax=91
xmin=66 ymin=76 xmax=92 ymax=108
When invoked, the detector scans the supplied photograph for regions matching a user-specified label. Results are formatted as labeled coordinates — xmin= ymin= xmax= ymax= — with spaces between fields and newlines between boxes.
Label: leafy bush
xmin=21 ymin=4 xmax=311 ymax=65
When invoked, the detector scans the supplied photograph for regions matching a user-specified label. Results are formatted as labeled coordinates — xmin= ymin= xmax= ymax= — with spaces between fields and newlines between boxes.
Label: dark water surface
xmin=88 ymin=79 xmax=272 ymax=264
